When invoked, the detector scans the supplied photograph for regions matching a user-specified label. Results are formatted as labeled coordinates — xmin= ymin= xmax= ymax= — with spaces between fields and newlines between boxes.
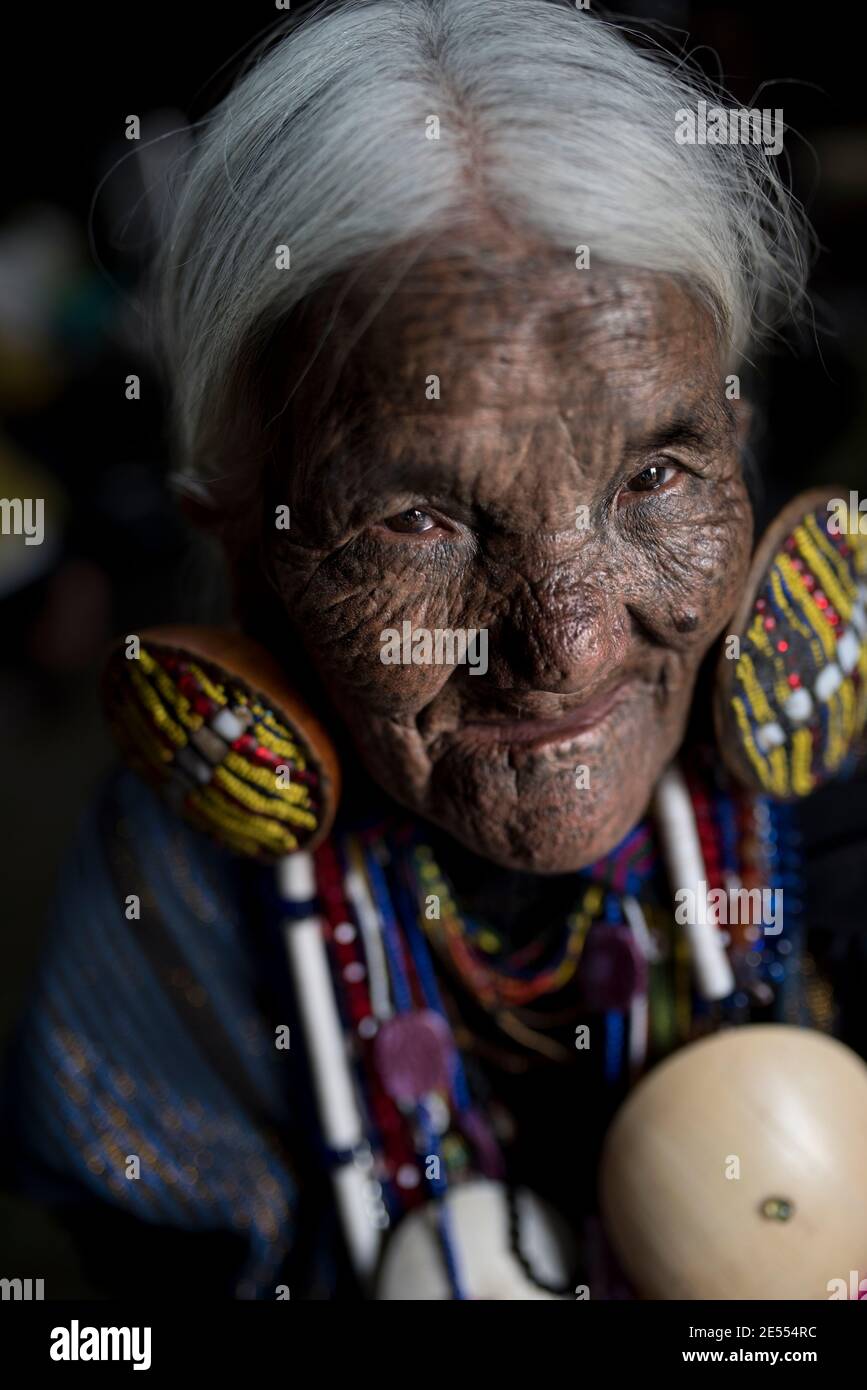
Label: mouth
xmin=459 ymin=679 xmax=634 ymax=749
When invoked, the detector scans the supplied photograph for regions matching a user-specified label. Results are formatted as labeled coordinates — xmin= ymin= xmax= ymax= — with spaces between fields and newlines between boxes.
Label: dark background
xmin=1 ymin=0 xmax=865 ymax=1292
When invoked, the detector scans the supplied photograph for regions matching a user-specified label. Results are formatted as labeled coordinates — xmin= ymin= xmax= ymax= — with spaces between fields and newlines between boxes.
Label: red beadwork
xmin=253 ymin=745 xmax=280 ymax=768
xmin=788 ymin=673 xmax=801 ymax=688
xmin=763 ymin=616 xmax=776 ymax=631
xmin=777 ymin=639 xmax=789 ymax=653
xmin=312 ymin=837 xmax=427 ymax=1209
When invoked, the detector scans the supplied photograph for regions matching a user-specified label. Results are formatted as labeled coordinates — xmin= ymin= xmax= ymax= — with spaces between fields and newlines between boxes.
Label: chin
xmin=440 ymin=805 xmax=650 ymax=875
xmin=348 ymin=704 xmax=678 ymax=874
xmin=414 ymin=765 xmax=659 ymax=874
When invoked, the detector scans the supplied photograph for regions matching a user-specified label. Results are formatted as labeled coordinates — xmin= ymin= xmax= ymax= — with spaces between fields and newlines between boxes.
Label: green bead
xmin=760 ymin=1196 xmax=794 ymax=1222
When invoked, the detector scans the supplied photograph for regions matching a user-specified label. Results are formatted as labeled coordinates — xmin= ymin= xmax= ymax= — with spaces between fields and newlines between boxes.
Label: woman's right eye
xmin=381 ymin=508 xmax=438 ymax=535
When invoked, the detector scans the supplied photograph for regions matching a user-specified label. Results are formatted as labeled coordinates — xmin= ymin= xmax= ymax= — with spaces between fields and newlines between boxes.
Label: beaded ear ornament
xmin=103 ymin=626 xmax=340 ymax=860
xmin=714 ymin=488 xmax=867 ymax=799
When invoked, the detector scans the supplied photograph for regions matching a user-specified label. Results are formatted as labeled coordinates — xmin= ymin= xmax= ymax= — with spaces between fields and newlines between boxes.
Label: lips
xmin=460 ymin=679 xmax=633 ymax=748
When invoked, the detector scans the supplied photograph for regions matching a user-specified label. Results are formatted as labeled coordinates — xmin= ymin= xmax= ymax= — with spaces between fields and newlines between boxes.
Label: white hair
xmin=155 ymin=0 xmax=812 ymax=489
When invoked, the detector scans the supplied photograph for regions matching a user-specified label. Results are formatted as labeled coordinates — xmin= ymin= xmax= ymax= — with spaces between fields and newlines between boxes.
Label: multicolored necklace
xmin=280 ymin=756 xmax=822 ymax=1298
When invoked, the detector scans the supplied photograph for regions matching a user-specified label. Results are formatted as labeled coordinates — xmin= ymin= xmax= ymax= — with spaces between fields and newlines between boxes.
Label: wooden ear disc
xmin=714 ymin=488 xmax=867 ymax=799
xmin=102 ymin=626 xmax=340 ymax=862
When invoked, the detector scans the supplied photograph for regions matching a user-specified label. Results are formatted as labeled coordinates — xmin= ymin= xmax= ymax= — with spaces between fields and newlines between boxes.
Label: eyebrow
xmin=636 ymin=402 xmax=736 ymax=453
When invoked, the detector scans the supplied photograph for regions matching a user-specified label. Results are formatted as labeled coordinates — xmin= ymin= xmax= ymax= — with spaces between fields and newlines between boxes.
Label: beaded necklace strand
xmin=301 ymin=765 xmax=817 ymax=1297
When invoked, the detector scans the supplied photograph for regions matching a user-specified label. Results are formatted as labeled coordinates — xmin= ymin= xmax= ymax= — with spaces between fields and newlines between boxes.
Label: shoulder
xmin=4 ymin=770 xmax=304 ymax=1295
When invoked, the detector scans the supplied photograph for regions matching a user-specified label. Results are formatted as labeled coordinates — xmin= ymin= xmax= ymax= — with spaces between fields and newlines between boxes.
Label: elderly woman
xmin=6 ymin=0 xmax=867 ymax=1301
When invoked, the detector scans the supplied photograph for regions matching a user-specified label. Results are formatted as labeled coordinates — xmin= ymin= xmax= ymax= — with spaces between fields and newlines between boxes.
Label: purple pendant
xmin=374 ymin=1009 xmax=454 ymax=1104
xmin=579 ymin=923 xmax=647 ymax=1012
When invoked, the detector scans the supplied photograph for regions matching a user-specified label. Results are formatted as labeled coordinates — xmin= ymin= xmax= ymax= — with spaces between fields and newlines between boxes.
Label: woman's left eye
xmin=381 ymin=507 xmax=438 ymax=535
xmin=621 ymin=462 xmax=680 ymax=497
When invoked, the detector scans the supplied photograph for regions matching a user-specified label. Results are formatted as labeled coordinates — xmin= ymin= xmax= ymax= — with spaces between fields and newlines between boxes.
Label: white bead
xmin=851 ymin=603 xmax=867 ymax=636
xmin=212 ymin=708 xmax=245 ymax=741
xmin=815 ymin=662 xmax=843 ymax=702
xmin=190 ymin=725 xmax=227 ymax=764
xmin=756 ymin=721 xmax=786 ymax=751
xmin=396 ymin=1163 xmax=421 ymax=1190
xmin=277 ymin=852 xmax=315 ymax=902
xmin=838 ymin=628 xmax=861 ymax=675
xmin=343 ymin=961 xmax=366 ymax=984
xmin=783 ymin=687 xmax=813 ymax=723
xmin=176 ymin=744 xmax=212 ymax=784
xmin=422 ymin=1092 xmax=451 ymax=1136
xmin=334 ymin=922 xmax=357 ymax=945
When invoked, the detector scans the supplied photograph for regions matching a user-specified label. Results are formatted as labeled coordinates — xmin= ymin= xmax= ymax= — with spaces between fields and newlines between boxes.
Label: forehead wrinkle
xmin=292 ymin=267 xmax=731 ymax=520
xmin=301 ymin=267 xmax=724 ymax=438
xmin=350 ymin=277 xmax=690 ymax=411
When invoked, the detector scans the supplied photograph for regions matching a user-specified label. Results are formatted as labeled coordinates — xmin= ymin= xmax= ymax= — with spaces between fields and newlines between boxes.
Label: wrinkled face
xmin=269 ymin=251 xmax=753 ymax=871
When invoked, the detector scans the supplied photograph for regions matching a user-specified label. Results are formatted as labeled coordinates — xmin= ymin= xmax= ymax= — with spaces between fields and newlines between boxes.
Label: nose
xmin=484 ymin=562 xmax=633 ymax=697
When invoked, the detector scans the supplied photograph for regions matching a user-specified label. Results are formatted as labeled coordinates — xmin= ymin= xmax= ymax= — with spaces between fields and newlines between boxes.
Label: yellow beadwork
xmin=791 ymin=727 xmax=814 ymax=797
xmin=189 ymin=785 xmax=298 ymax=855
xmin=127 ymin=664 xmax=186 ymax=747
xmin=222 ymin=750 xmax=310 ymax=805
xmin=809 ymin=507 xmax=863 ymax=579
xmin=769 ymin=565 xmax=824 ymax=670
xmin=211 ymin=763 xmax=317 ymax=829
xmin=778 ymin=554 xmax=835 ymax=660
xmin=115 ymin=693 xmax=174 ymax=769
xmin=730 ymin=695 xmax=777 ymax=792
xmin=800 ymin=517 xmax=855 ymax=619
xmin=188 ymin=661 xmax=227 ymax=707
